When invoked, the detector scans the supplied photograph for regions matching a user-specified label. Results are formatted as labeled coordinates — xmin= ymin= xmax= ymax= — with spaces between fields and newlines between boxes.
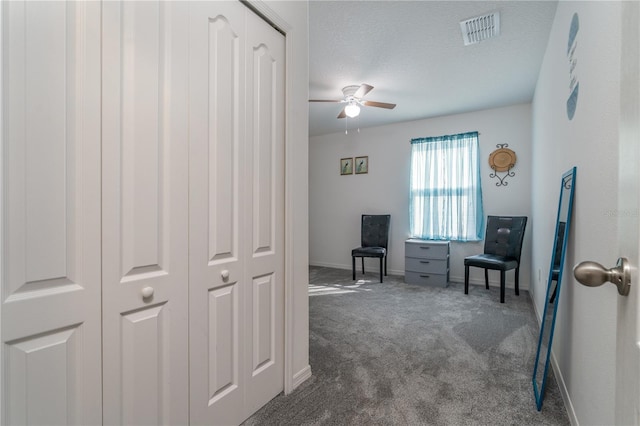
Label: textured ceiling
xmin=309 ymin=1 xmax=558 ymax=136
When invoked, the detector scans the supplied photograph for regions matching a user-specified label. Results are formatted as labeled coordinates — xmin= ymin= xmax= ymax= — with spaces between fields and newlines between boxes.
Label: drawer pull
xmin=419 ymin=246 xmax=430 ymax=249
xmin=420 ymin=261 xmax=430 ymax=264
xmin=420 ymin=275 xmax=430 ymax=278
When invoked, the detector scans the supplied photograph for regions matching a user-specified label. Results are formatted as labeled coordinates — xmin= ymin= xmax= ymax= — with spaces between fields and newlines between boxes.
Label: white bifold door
xmin=188 ymin=2 xmax=286 ymax=425
xmin=101 ymin=1 xmax=190 ymax=425
xmin=3 ymin=0 xmax=285 ymax=425
xmin=1 ymin=2 xmax=103 ymax=424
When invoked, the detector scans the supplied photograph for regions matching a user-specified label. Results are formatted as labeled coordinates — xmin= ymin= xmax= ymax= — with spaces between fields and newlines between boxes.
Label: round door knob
xmin=573 ymin=261 xmax=610 ymax=287
xmin=221 ymin=270 xmax=230 ymax=281
xmin=141 ymin=286 xmax=154 ymax=299
xmin=573 ymin=257 xmax=631 ymax=296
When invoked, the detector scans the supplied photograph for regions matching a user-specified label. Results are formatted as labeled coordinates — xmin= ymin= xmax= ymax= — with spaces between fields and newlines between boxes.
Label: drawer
xmin=405 ymin=257 xmax=448 ymax=274
xmin=404 ymin=271 xmax=449 ymax=287
xmin=405 ymin=241 xmax=449 ymax=259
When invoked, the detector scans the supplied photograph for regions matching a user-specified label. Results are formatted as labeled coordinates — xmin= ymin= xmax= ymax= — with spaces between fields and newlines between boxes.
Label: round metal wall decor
xmin=488 ymin=144 xmax=516 ymax=186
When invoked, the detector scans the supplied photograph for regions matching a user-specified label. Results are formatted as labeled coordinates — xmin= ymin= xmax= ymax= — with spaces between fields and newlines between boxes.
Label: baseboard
xmin=529 ymin=292 xmax=578 ymax=425
xmin=309 ymin=260 xmax=351 ymax=270
xmin=309 ymin=261 xmax=404 ymax=277
xmin=550 ymin=350 xmax=579 ymax=425
xmin=289 ymin=365 xmax=312 ymax=393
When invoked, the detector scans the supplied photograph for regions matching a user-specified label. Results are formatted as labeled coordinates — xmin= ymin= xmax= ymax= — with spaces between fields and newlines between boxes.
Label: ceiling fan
xmin=309 ymin=84 xmax=396 ymax=119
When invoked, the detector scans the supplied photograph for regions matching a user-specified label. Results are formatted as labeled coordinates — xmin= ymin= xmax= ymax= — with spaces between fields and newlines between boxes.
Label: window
xmin=409 ymin=131 xmax=484 ymax=241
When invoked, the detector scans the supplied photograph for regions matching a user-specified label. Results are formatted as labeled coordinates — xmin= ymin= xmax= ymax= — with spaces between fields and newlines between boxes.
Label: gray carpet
xmin=244 ymin=266 xmax=570 ymax=425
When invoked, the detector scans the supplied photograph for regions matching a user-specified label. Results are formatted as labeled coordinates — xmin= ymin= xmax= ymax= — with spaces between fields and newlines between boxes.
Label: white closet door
xmin=188 ymin=2 xmax=247 ymax=424
xmin=1 ymin=2 xmax=102 ymax=424
xmin=244 ymin=10 xmax=285 ymax=415
xmin=101 ymin=2 xmax=189 ymax=425
xmin=188 ymin=2 xmax=285 ymax=424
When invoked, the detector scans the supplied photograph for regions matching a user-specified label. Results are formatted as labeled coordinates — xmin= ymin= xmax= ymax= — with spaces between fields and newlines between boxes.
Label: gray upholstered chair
xmin=352 ymin=214 xmax=390 ymax=283
xmin=464 ymin=216 xmax=528 ymax=303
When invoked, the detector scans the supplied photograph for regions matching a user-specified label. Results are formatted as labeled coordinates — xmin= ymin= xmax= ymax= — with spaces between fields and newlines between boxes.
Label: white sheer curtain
xmin=409 ymin=132 xmax=484 ymax=241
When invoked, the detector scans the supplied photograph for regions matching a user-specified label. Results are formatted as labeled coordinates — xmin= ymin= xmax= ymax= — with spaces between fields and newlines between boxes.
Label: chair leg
xmin=515 ymin=266 xmax=520 ymax=296
xmin=379 ymin=257 xmax=383 ymax=283
xmin=500 ymin=270 xmax=506 ymax=303
xmin=362 ymin=258 xmax=365 ymax=275
xmin=384 ymin=255 xmax=387 ymax=276
xmin=352 ymin=256 xmax=356 ymax=280
xmin=549 ymin=281 xmax=558 ymax=303
xmin=484 ymin=269 xmax=489 ymax=289
xmin=465 ymin=265 xmax=470 ymax=294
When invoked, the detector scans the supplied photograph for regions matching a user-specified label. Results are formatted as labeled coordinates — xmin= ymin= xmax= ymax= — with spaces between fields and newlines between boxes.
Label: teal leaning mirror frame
xmin=532 ymin=167 xmax=577 ymax=411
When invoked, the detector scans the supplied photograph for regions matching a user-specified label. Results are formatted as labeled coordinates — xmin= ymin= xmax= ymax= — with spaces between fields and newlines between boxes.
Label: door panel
xmin=252 ymin=273 xmax=276 ymax=371
xmin=118 ymin=0 xmax=163 ymax=276
xmin=206 ymin=14 xmax=242 ymax=264
xmin=120 ymin=304 xmax=169 ymax=425
xmin=6 ymin=326 xmax=84 ymax=425
xmin=251 ymin=44 xmax=276 ymax=255
xmin=208 ymin=283 xmax=240 ymax=401
xmin=1 ymin=1 xmax=102 ymax=424
xmin=102 ymin=2 xmax=189 ymax=424
xmin=189 ymin=2 xmax=246 ymax=424
xmin=244 ymin=9 xmax=285 ymax=415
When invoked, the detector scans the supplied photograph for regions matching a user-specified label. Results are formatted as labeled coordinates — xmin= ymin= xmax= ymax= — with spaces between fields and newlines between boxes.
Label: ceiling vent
xmin=460 ymin=12 xmax=500 ymax=46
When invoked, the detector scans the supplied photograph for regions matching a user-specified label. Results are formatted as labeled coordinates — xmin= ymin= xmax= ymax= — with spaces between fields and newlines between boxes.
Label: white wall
xmin=531 ymin=2 xmax=621 ymax=424
xmin=309 ymin=103 xmax=532 ymax=289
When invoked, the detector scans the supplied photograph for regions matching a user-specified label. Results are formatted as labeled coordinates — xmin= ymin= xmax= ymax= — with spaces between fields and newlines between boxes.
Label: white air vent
xmin=460 ymin=12 xmax=500 ymax=46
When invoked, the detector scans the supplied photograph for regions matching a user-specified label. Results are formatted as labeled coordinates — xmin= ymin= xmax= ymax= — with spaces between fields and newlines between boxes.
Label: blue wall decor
xmin=567 ymin=13 xmax=579 ymax=120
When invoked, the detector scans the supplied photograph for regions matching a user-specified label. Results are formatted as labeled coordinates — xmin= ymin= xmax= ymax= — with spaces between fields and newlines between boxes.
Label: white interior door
xmin=615 ymin=1 xmax=640 ymax=423
xmin=1 ymin=1 xmax=102 ymax=424
xmin=244 ymin=9 xmax=285 ymax=415
xmin=189 ymin=2 xmax=285 ymax=424
xmin=189 ymin=2 xmax=247 ymax=424
xmin=101 ymin=2 xmax=190 ymax=424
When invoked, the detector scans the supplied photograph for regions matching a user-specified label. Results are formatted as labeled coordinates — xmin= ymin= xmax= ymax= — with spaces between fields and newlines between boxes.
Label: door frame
xmin=1 ymin=0 xmax=6 ymax=417
xmin=615 ymin=1 xmax=640 ymax=423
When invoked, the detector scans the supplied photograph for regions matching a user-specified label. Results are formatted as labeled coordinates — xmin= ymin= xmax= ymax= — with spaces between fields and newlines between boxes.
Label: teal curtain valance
xmin=410 ymin=131 xmax=480 ymax=145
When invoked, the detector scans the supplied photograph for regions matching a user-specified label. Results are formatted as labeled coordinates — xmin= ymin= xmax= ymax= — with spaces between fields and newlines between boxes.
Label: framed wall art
xmin=355 ymin=156 xmax=368 ymax=174
xmin=340 ymin=157 xmax=353 ymax=175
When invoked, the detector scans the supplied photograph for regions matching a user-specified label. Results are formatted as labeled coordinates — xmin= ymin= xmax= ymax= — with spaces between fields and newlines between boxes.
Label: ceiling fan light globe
xmin=345 ymin=103 xmax=360 ymax=118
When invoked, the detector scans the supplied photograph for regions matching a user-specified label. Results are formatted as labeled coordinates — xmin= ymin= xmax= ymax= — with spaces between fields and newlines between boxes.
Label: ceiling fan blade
xmin=362 ymin=100 xmax=396 ymax=109
xmin=309 ymin=99 xmax=343 ymax=103
xmin=354 ymin=83 xmax=374 ymax=99
xmin=337 ymin=108 xmax=347 ymax=119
